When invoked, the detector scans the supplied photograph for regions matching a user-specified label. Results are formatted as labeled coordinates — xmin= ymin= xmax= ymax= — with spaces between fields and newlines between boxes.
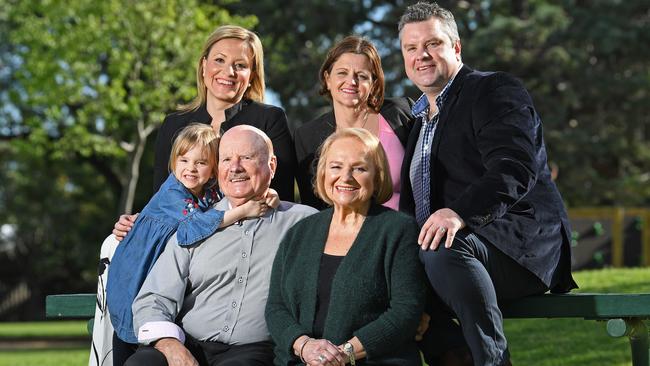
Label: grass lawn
xmin=0 ymin=348 xmax=89 ymax=366
xmin=0 ymin=320 xmax=89 ymax=366
xmin=506 ymin=267 xmax=650 ymax=366
xmin=0 ymin=320 xmax=89 ymax=338
xmin=0 ymin=268 xmax=648 ymax=366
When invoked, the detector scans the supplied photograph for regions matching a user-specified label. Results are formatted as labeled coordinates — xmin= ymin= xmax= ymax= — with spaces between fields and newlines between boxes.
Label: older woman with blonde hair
xmin=266 ymin=128 xmax=427 ymax=365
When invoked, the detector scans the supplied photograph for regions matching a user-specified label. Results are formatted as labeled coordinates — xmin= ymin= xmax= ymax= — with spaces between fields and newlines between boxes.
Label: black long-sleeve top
xmin=153 ymin=99 xmax=297 ymax=201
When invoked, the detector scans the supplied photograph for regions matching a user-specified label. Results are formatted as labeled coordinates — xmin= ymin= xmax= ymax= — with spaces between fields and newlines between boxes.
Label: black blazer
xmin=294 ymin=97 xmax=414 ymax=209
xmin=153 ymin=99 xmax=297 ymax=201
xmin=400 ymin=65 xmax=576 ymax=292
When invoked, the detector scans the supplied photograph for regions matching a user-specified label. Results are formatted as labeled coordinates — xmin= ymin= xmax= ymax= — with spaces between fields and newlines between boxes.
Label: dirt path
xmin=0 ymin=336 xmax=89 ymax=350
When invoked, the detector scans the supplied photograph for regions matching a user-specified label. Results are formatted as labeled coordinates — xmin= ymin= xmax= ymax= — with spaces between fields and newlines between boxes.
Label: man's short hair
xmin=398 ymin=1 xmax=460 ymax=45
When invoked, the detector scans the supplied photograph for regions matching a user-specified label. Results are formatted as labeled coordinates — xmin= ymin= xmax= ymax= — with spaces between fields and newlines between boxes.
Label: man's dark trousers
xmin=418 ymin=229 xmax=547 ymax=366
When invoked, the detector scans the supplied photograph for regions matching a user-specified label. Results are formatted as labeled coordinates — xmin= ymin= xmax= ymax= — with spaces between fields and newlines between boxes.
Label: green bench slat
xmin=501 ymin=293 xmax=650 ymax=320
xmin=46 ymin=294 xmax=96 ymax=319
xmin=46 ymin=292 xmax=650 ymax=366
xmin=47 ymin=293 xmax=650 ymax=321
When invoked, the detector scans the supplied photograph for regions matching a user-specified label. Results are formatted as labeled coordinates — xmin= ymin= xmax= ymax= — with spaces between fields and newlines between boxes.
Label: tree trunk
xmin=118 ymin=120 xmax=155 ymax=215
xmin=511 ymin=0 xmax=529 ymax=18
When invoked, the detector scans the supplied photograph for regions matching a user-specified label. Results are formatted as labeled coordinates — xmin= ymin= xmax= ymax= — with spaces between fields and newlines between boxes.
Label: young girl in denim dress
xmin=106 ymin=123 xmax=278 ymax=361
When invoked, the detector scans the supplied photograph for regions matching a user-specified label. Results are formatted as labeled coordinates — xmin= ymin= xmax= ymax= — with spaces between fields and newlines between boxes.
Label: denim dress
xmin=106 ymin=173 xmax=224 ymax=344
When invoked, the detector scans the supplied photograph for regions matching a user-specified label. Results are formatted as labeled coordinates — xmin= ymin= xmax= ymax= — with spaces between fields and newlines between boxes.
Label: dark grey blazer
xmin=400 ymin=65 xmax=576 ymax=292
xmin=294 ymin=97 xmax=415 ymax=210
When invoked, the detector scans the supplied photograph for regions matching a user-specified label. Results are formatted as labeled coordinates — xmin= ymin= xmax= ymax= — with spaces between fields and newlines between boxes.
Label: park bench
xmin=46 ymin=292 xmax=650 ymax=365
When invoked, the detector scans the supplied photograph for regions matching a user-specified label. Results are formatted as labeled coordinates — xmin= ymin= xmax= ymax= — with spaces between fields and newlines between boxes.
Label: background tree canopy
xmin=0 ymin=0 xmax=648 ymax=319
xmin=223 ymin=0 xmax=649 ymax=206
xmin=0 ymin=0 xmax=256 ymax=319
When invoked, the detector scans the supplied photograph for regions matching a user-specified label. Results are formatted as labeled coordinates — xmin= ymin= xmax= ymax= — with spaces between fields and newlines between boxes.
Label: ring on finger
xmin=438 ymin=227 xmax=447 ymax=233
xmin=318 ymin=354 xmax=326 ymax=363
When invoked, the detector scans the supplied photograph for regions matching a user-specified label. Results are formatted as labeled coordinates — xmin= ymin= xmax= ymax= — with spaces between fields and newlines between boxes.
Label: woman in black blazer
xmin=109 ymin=25 xmax=296 ymax=364
xmin=115 ymin=25 xmax=296 ymax=235
xmin=294 ymin=35 xmax=414 ymax=210
xmin=153 ymin=25 xmax=295 ymax=200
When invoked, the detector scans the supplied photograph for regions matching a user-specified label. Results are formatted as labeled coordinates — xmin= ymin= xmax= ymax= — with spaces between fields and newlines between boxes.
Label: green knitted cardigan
xmin=265 ymin=204 xmax=427 ymax=365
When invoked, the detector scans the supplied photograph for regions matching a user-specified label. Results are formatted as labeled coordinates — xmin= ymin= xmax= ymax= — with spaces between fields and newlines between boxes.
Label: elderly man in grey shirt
xmin=125 ymin=126 xmax=317 ymax=366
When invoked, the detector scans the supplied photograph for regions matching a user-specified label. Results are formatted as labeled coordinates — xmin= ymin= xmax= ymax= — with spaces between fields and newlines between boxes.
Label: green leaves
xmin=1 ymin=0 xmax=255 ymax=313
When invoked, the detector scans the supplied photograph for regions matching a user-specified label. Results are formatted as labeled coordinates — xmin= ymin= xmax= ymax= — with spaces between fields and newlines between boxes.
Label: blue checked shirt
xmin=409 ymin=69 xmax=460 ymax=226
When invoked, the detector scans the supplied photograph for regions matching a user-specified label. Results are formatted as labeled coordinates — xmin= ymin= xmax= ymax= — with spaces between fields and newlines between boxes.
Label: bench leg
xmin=607 ymin=318 xmax=649 ymax=366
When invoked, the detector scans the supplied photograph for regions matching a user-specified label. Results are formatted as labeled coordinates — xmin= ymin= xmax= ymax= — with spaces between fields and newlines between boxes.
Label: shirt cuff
xmin=137 ymin=321 xmax=186 ymax=345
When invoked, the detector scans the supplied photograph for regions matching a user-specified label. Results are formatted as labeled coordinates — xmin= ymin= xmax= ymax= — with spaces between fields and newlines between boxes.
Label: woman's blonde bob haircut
xmin=180 ymin=25 xmax=265 ymax=112
xmin=169 ymin=123 xmax=220 ymax=186
xmin=314 ymin=128 xmax=393 ymax=206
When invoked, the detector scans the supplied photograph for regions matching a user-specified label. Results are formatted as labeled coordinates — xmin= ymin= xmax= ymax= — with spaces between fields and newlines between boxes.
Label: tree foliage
xmin=6 ymin=0 xmax=255 ymax=214
xmin=0 ymin=0 xmax=254 ymax=318
xmin=225 ymin=0 xmax=650 ymax=206
xmin=1 ymin=0 xmax=648 ymax=319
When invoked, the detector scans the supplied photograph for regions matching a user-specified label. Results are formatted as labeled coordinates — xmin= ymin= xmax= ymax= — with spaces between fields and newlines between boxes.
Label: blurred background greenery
xmin=0 ymin=0 xmax=648 ymax=322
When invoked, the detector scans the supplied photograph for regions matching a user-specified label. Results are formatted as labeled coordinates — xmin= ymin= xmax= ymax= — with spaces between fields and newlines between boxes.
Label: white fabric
xmin=88 ymin=234 xmax=120 ymax=366
xmin=138 ymin=320 xmax=186 ymax=345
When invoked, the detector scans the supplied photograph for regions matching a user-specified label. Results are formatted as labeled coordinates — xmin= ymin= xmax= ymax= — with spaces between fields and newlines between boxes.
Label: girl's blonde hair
xmin=314 ymin=128 xmax=393 ymax=205
xmin=169 ymin=124 xmax=220 ymax=186
xmin=180 ymin=25 xmax=265 ymax=112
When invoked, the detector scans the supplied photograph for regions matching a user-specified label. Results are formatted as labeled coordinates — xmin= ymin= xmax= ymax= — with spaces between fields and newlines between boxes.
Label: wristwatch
xmin=343 ymin=342 xmax=356 ymax=365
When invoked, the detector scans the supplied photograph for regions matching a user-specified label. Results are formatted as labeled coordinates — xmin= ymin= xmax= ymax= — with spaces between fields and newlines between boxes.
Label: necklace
xmin=359 ymin=110 xmax=369 ymax=129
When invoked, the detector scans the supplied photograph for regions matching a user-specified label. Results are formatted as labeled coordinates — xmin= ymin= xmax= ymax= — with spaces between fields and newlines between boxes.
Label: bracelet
xmin=343 ymin=342 xmax=355 ymax=365
xmin=298 ymin=337 xmax=312 ymax=363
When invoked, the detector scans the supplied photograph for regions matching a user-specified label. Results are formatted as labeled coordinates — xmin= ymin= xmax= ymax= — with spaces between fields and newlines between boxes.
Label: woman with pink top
xmin=294 ymin=35 xmax=414 ymax=210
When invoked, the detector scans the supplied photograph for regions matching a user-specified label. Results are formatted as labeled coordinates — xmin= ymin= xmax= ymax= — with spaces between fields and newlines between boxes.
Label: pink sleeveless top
xmin=378 ymin=114 xmax=405 ymax=210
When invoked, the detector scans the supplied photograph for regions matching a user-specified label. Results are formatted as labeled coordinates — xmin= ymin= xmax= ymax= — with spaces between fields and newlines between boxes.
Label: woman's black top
xmin=313 ymin=253 xmax=344 ymax=338
xmin=294 ymin=97 xmax=414 ymax=209
xmin=153 ymin=99 xmax=297 ymax=201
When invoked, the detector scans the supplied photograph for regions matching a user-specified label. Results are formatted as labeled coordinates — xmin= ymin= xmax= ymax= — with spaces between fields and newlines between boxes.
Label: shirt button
xmin=244 ymin=230 xmax=250 ymax=236
xmin=238 ymin=277 xmax=244 ymax=283
xmin=241 ymin=252 xmax=247 ymax=258
xmin=231 ymin=301 xmax=237 ymax=308
xmin=223 ymin=325 xmax=229 ymax=332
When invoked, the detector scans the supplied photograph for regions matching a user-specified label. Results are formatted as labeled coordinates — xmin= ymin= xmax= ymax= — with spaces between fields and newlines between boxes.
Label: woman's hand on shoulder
xmin=112 ymin=213 xmax=139 ymax=241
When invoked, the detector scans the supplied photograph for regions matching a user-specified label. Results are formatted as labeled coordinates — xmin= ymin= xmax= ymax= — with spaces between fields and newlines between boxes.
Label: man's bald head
xmin=218 ymin=126 xmax=277 ymax=206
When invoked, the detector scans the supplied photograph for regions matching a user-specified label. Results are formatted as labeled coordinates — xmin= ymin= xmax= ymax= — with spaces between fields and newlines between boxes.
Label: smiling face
xmin=324 ymin=53 xmax=375 ymax=110
xmin=323 ymin=137 xmax=375 ymax=212
xmin=217 ymin=127 xmax=276 ymax=206
xmin=174 ymin=144 xmax=213 ymax=197
xmin=401 ymin=17 xmax=462 ymax=96
xmin=202 ymin=38 xmax=253 ymax=108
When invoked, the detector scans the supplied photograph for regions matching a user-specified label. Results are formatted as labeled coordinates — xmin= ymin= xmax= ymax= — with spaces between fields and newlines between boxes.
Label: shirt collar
xmin=198 ymin=98 xmax=250 ymax=122
xmin=411 ymin=63 xmax=463 ymax=119
xmin=224 ymin=98 xmax=249 ymax=120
